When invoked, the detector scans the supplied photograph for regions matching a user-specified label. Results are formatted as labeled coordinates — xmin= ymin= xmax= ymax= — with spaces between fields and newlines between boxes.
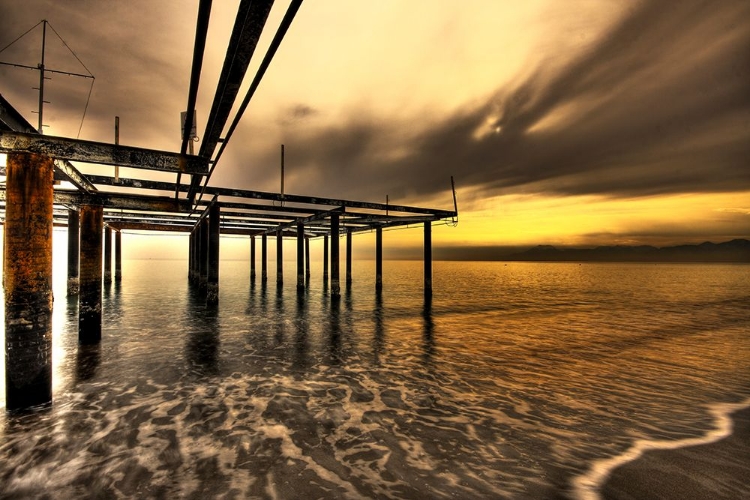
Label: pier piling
xmin=262 ymin=233 xmax=268 ymax=283
xmin=297 ymin=222 xmax=304 ymax=291
xmin=250 ymin=235 xmax=256 ymax=281
xmin=331 ymin=214 xmax=340 ymax=297
xmin=305 ymin=236 xmax=311 ymax=283
xmin=79 ymin=203 xmax=103 ymax=344
xmin=104 ymin=226 xmax=112 ymax=285
xmin=115 ymin=230 xmax=122 ymax=282
xmin=277 ymin=229 xmax=283 ymax=286
xmin=207 ymin=203 xmax=220 ymax=304
xmin=67 ymin=208 xmax=80 ymax=295
xmin=198 ymin=218 xmax=208 ymax=291
xmin=4 ymin=152 xmax=54 ymax=410
xmin=376 ymin=226 xmax=383 ymax=292
xmin=323 ymin=234 xmax=329 ymax=283
xmin=346 ymin=228 xmax=352 ymax=288
xmin=424 ymin=221 xmax=432 ymax=297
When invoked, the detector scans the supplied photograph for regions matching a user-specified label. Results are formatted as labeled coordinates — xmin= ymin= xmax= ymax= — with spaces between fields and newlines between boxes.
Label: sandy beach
xmin=601 ymin=405 xmax=750 ymax=500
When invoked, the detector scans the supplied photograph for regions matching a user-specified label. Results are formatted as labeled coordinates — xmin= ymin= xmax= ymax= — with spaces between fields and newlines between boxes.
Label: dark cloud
xmin=239 ymin=0 xmax=750 ymax=203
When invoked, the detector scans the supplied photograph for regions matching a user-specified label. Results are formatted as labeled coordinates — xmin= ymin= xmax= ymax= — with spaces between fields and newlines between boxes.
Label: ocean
xmin=1 ymin=259 xmax=749 ymax=499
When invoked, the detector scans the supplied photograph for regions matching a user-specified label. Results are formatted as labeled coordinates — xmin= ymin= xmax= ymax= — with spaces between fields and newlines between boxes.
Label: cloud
xmin=233 ymin=0 xmax=750 ymax=204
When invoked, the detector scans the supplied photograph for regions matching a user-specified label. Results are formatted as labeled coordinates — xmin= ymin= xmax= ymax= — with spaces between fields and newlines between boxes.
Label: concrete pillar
xmin=261 ymin=233 xmax=268 ymax=283
xmin=4 ymin=152 xmax=54 ymax=410
xmin=376 ymin=226 xmax=383 ymax=292
xmin=346 ymin=228 xmax=352 ymax=287
xmin=67 ymin=208 xmax=80 ymax=295
xmin=250 ymin=235 xmax=256 ymax=281
xmin=276 ymin=229 xmax=283 ymax=286
xmin=103 ymin=226 xmax=112 ymax=284
xmin=198 ymin=218 xmax=208 ymax=291
xmin=323 ymin=234 xmax=329 ymax=283
xmin=79 ymin=203 xmax=103 ymax=344
xmin=207 ymin=203 xmax=220 ymax=304
xmin=115 ymin=230 xmax=122 ymax=282
xmin=330 ymin=214 xmax=340 ymax=297
xmin=297 ymin=222 xmax=304 ymax=291
xmin=424 ymin=221 xmax=432 ymax=297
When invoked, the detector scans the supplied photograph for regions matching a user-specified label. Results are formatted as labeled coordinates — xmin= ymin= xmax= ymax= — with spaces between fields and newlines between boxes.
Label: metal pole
xmin=79 ymin=203 xmax=103 ymax=344
xmin=67 ymin=208 xmax=80 ymax=295
xmin=297 ymin=222 xmax=304 ymax=291
xmin=261 ymin=233 xmax=268 ymax=283
xmin=207 ymin=203 xmax=220 ymax=304
xmin=198 ymin=218 xmax=208 ymax=291
xmin=330 ymin=214 xmax=340 ymax=297
xmin=424 ymin=221 xmax=432 ymax=297
xmin=346 ymin=228 xmax=352 ymax=288
xmin=376 ymin=226 xmax=383 ymax=292
xmin=305 ymin=236 xmax=311 ymax=282
xmin=115 ymin=229 xmax=122 ymax=282
xmin=4 ymin=152 xmax=54 ymax=409
xmin=276 ymin=228 xmax=283 ymax=286
xmin=250 ymin=235 xmax=256 ymax=282
xmin=37 ymin=20 xmax=47 ymax=134
xmin=323 ymin=233 xmax=329 ymax=283
xmin=103 ymin=225 xmax=112 ymax=284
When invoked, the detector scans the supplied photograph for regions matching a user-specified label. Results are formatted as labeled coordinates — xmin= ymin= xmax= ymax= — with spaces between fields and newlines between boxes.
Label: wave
xmin=571 ymin=396 xmax=750 ymax=500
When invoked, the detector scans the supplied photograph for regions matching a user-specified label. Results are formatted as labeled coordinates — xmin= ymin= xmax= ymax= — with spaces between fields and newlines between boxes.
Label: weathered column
xmin=346 ymin=228 xmax=352 ymax=287
xmin=67 ymin=208 xmax=80 ymax=295
xmin=296 ymin=222 xmax=304 ymax=291
xmin=323 ymin=234 xmax=329 ymax=283
xmin=79 ymin=203 xmax=104 ymax=344
xmin=305 ymin=236 xmax=311 ymax=282
xmin=330 ymin=214 xmax=340 ymax=297
xmin=261 ymin=233 xmax=268 ymax=283
xmin=114 ymin=230 xmax=122 ymax=282
xmin=103 ymin=226 xmax=112 ymax=285
xmin=424 ymin=221 xmax=432 ymax=297
xmin=199 ymin=218 xmax=208 ymax=291
xmin=4 ymin=152 xmax=54 ymax=410
xmin=276 ymin=229 xmax=283 ymax=286
xmin=376 ymin=226 xmax=383 ymax=292
xmin=250 ymin=235 xmax=256 ymax=282
xmin=207 ymin=203 xmax=220 ymax=304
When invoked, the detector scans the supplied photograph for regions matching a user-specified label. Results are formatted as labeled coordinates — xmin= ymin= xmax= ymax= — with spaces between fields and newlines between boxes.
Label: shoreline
xmin=572 ymin=398 xmax=750 ymax=500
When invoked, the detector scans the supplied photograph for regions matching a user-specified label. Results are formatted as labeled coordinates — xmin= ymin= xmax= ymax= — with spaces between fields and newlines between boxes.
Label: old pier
xmin=0 ymin=0 xmax=457 ymax=410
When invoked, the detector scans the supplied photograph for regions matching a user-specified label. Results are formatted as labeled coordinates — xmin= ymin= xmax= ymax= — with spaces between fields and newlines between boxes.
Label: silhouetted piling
xmin=207 ymin=203 xmax=220 ymax=304
xmin=79 ymin=203 xmax=103 ymax=344
xmin=323 ymin=233 xmax=329 ymax=283
xmin=277 ymin=229 xmax=283 ymax=286
xmin=297 ymin=222 xmax=304 ymax=291
xmin=67 ymin=208 xmax=80 ymax=295
xmin=198 ymin=218 xmax=208 ymax=291
xmin=305 ymin=236 xmax=311 ymax=282
xmin=115 ymin=230 xmax=122 ymax=282
xmin=331 ymin=214 xmax=340 ymax=297
xmin=424 ymin=221 xmax=432 ymax=297
xmin=346 ymin=228 xmax=352 ymax=287
xmin=376 ymin=226 xmax=383 ymax=292
xmin=103 ymin=226 xmax=112 ymax=284
xmin=250 ymin=235 xmax=256 ymax=281
xmin=262 ymin=233 xmax=268 ymax=283
xmin=4 ymin=152 xmax=54 ymax=410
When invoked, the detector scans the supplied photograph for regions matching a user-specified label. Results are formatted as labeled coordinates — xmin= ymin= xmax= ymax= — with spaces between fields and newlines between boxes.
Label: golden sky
xmin=1 ymin=0 xmax=748 ymax=257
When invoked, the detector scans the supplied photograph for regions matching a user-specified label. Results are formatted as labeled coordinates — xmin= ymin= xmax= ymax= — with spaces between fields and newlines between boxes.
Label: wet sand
xmin=601 ymin=406 xmax=750 ymax=500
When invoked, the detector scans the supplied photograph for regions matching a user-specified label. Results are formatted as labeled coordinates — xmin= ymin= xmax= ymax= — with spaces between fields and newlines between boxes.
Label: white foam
xmin=572 ymin=397 xmax=750 ymax=500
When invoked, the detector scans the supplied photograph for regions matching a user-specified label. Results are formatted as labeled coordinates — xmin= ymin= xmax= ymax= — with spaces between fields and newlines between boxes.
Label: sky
xmin=1 ymin=0 xmax=748 ymax=259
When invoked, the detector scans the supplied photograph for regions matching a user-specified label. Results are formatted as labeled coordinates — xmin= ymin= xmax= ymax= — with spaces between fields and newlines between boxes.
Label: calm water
xmin=1 ymin=260 xmax=749 ymax=499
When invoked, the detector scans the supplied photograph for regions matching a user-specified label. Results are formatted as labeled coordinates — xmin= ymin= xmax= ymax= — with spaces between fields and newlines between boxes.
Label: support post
xmin=261 ymin=233 xmax=268 ymax=283
xmin=79 ymin=203 xmax=103 ymax=344
xmin=4 ymin=152 xmax=54 ymax=409
xmin=376 ymin=226 xmax=383 ymax=292
xmin=330 ymin=214 xmax=340 ymax=297
xmin=103 ymin=226 xmax=112 ymax=284
xmin=305 ymin=236 xmax=311 ymax=282
xmin=67 ymin=208 xmax=80 ymax=295
xmin=276 ymin=229 xmax=283 ymax=286
xmin=207 ymin=203 xmax=220 ymax=304
xmin=346 ymin=228 xmax=352 ymax=288
xmin=188 ymin=230 xmax=194 ymax=283
xmin=323 ymin=234 xmax=329 ymax=283
xmin=297 ymin=222 xmax=304 ymax=291
xmin=115 ymin=229 xmax=122 ymax=282
xmin=250 ymin=235 xmax=256 ymax=282
xmin=198 ymin=218 xmax=208 ymax=291
xmin=424 ymin=221 xmax=432 ymax=297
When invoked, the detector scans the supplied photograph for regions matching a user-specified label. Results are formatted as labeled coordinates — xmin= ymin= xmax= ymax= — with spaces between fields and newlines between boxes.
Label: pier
xmin=0 ymin=0 xmax=457 ymax=410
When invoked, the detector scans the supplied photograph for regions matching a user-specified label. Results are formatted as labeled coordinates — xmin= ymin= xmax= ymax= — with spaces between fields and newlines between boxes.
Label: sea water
xmin=1 ymin=260 xmax=748 ymax=499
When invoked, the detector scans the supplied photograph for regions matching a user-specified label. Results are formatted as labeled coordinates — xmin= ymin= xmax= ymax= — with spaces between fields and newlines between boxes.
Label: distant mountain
xmin=506 ymin=239 xmax=750 ymax=263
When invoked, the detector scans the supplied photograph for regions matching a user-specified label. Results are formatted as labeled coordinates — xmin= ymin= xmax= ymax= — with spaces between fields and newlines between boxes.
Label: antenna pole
xmin=37 ymin=20 xmax=47 ymax=134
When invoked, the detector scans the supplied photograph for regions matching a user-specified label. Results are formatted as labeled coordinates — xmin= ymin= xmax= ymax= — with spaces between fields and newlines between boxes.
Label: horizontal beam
xmin=262 ymin=207 xmax=344 ymax=235
xmin=54 ymin=160 xmax=98 ymax=194
xmin=0 ymin=130 xmax=208 ymax=174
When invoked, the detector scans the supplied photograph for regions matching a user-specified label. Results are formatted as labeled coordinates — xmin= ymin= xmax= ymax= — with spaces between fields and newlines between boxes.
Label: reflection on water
xmin=0 ymin=260 xmax=749 ymax=499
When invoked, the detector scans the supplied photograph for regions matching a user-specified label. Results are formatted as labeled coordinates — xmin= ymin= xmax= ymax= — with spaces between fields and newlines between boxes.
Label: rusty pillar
xmin=323 ymin=234 xmax=329 ymax=283
xmin=305 ymin=236 xmax=311 ymax=282
xmin=346 ymin=228 xmax=352 ymax=288
xmin=276 ymin=229 xmax=283 ymax=286
xmin=4 ymin=152 xmax=54 ymax=410
xmin=424 ymin=221 xmax=432 ymax=297
xmin=330 ymin=214 xmax=340 ymax=297
xmin=376 ymin=226 xmax=383 ymax=292
xmin=198 ymin=218 xmax=208 ymax=291
xmin=207 ymin=203 xmax=220 ymax=304
xmin=79 ymin=203 xmax=103 ymax=345
xmin=67 ymin=208 xmax=80 ymax=295
xmin=103 ymin=226 xmax=112 ymax=285
xmin=296 ymin=222 xmax=304 ymax=291
xmin=261 ymin=233 xmax=268 ymax=283
xmin=115 ymin=230 xmax=122 ymax=282
xmin=250 ymin=235 xmax=256 ymax=282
